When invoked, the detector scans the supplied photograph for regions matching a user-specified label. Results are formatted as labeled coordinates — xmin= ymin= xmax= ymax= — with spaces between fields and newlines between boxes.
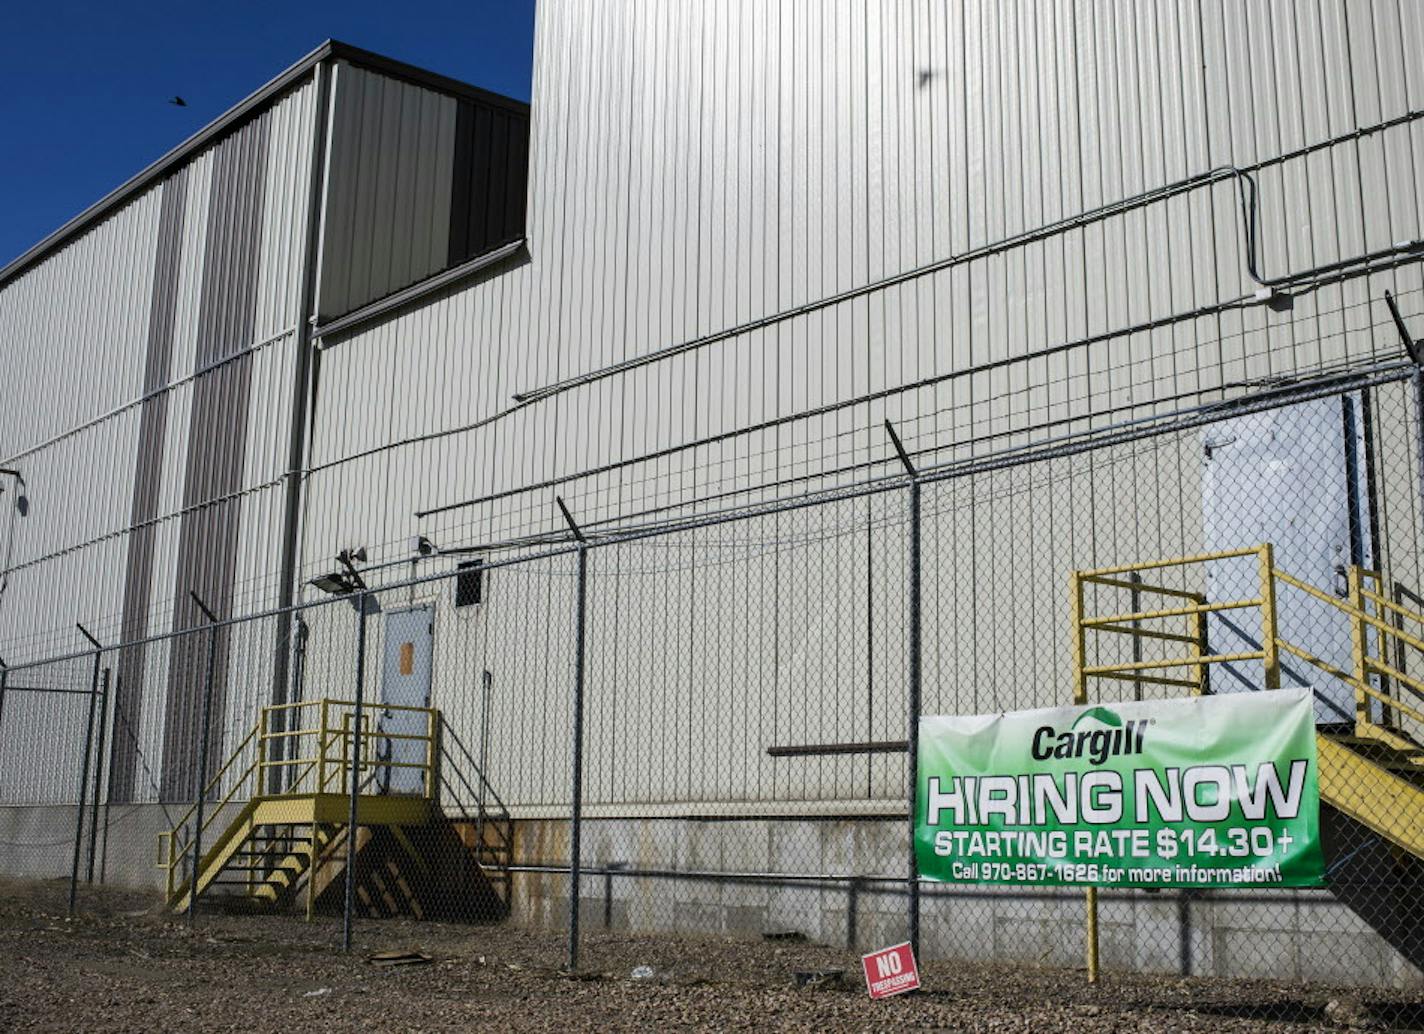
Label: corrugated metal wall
xmin=314 ymin=61 xmax=530 ymax=321
xmin=298 ymin=0 xmax=1424 ymax=814
xmin=0 ymin=77 xmax=320 ymax=800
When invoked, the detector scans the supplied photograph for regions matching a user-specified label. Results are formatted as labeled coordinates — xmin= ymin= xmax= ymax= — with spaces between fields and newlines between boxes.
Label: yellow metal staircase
xmin=157 ymin=698 xmax=508 ymax=919
xmin=1072 ymin=545 xmax=1424 ymax=862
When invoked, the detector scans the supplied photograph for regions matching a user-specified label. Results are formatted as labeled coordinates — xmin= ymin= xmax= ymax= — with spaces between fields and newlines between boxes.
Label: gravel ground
xmin=2 ymin=879 xmax=1421 ymax=1032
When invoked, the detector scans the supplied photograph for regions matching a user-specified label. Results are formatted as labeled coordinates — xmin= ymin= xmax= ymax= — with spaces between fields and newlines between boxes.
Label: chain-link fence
xmin=0 ymin=361 xmax=1421 ymax=1015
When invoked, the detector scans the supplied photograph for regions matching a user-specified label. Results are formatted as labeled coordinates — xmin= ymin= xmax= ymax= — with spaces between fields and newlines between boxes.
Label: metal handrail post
xmin=1259 ymin=544 xmax=1281 ymax=688
xmin=318 ymin=698 xmax=330 ymax=793
xmin=1191 ymin=593 xmax=1208 ymax=696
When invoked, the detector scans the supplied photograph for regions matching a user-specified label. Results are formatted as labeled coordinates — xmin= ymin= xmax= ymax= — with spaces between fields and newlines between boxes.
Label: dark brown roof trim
xmin=0 ymin=39 xmax=529 ymax=289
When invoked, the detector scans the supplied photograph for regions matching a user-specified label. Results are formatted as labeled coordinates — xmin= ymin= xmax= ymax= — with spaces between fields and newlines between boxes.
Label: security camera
xmin=414 ymin=535 xmax=438 ymax=557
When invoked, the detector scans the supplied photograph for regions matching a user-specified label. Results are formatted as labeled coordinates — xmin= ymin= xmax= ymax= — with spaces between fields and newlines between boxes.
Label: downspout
xmin=268 ymin=57 xmax=335 ymax=790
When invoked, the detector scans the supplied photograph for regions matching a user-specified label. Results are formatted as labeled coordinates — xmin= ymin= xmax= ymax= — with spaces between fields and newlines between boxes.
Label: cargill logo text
xmin=1030 ymin=709 xmax=1147 ymax=766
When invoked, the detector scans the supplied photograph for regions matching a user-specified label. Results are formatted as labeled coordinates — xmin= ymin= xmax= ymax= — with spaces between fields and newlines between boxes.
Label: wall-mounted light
xmin=307 ymin=546 xmax=369 ymax=596
xmin=307 ymin=571 xmax=359 ymax=595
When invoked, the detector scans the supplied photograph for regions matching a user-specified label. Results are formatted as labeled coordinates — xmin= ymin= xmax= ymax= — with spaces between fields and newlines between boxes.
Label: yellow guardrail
xmin=1069 ymin=544 xmax=1424 ymax=984
xmin=1071 ymin=543 xmax=1424 ymax=742
xmin=156 ymin=698 xmax=441 ymax=901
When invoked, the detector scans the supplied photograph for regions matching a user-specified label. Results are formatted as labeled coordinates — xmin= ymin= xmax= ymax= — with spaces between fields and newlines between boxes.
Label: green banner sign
xmin=916 ymin=689 xmax=1325 ymax=888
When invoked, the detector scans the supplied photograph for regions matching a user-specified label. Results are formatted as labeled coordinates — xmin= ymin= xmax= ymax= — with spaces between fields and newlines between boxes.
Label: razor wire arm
xmin=1385 ymin=290 xmax=1424 ymax=365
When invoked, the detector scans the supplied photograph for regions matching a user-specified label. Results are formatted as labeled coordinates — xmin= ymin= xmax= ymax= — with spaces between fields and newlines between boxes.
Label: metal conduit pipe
xmin=510 ymin=107 xmax=1424 ymax=407
xmin=417 ymin=259 xmax=1423 ymax=522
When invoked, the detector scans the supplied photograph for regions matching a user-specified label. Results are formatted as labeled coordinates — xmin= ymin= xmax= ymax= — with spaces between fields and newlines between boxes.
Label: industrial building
xmin=1 ymin=1 xmax=1423 ymax=989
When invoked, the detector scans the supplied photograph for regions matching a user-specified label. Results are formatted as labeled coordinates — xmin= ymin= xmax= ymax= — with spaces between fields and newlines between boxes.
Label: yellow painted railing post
xmin=1071 ymin=572 xmax=1088 ymax=707
xmin=341 ymin=713 xmax=351 ymax=794
xmin=426 ymin=711 xmax=439 ymax=800
xmin=318 ymin=699 xmax=330 ymax=794
xmin=1069 ymin=570 xmax=1099 ymax=985
xmin=1258 ymin=544 xmax=1281 ymax=689
xmin=258 ymin=706 xmax=268 ymax=778
xmin=1191 ymin=593 xmax=1207 ymax=696
xmin=1348 ymin=566 xmax=1369 ymax=735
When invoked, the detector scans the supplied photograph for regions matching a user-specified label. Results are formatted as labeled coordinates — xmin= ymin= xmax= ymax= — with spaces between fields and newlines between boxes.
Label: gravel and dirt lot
xmin=2 ymin=879 xmax=1421 ymax=1032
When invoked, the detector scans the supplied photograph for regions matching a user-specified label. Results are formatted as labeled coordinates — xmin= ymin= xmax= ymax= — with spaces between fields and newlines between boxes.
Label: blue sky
xmin=0 ymin=0 xmax=537 ymax=268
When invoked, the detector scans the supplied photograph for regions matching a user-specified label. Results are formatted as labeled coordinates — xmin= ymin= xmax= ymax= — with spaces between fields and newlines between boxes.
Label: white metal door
xmin=1202 ymin=394 xmax=1373 ymax=723
xmin=379 ymin=605 xmax=433 ymax=794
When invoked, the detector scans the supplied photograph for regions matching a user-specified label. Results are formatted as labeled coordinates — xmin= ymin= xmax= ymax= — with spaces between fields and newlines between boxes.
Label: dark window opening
xmin=455 ymin=559 xmax=485 ymax=608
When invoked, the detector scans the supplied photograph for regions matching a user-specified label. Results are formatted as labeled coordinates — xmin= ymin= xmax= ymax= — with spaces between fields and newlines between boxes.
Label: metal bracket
xmin=336 ymin=549 xmax=368 ymax=591
xmin=1384 ymin=290 xmax=1424 ymax=365
xmin=75 ymin=624 xmax=102 ymax=650
xmin=883 ymin=420 xmax=918 ymax=478
xmin=556 ymin=495 xmax=586 ymax=543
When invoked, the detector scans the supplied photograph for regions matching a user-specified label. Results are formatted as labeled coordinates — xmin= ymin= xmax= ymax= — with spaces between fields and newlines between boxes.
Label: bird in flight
xmin=168 ymin=96 xmax=187 ymax=107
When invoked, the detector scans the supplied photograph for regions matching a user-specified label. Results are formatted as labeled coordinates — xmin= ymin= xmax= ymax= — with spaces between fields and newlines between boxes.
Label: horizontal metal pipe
xmin=501 ymin=863 xmax=1334 ymax=905
xmin=511 ymin=109 xmax=1424 ymax=408
xmin=766 ymin=740 xmax=908 ymax=758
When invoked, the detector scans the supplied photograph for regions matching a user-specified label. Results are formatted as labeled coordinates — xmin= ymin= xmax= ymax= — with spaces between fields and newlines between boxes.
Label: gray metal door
xmin=1202 ymin=394 xmax=1373 ymax=723
xmin=379 ymin=605 xmax=433 ymax=794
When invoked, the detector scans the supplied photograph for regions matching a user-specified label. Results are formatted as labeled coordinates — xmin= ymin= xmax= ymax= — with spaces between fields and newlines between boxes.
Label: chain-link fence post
xmin=69 ymin=628 xmax=103 ymax=915
xmin=85 ymin=667 xmax=110 ymax=883
xmin=567 ymin=542 xmax=589 ymax=973
xmin=1384 ymin=292 xmax=1424 ymax=537
xmin=187 ymin=593 xmax=220 ymax=922
xmin=344 ymin=590 xmax=370 ymax=953
xmin=1068 ymin=572 xmax=1099 ymax=983
xmin=0 ymin=659 xmax=8 ymax=760
xmin=886 ymin=421 xmax=923 ymax=962
xmin=907 ymin=477 xmax=922 ymax=960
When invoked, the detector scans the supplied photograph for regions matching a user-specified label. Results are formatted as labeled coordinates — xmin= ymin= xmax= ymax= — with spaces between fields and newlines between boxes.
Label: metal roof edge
xmin=0 ymin=38 xmax=530 ymax=290
xmin=313 ymin=236 xmax=527 ymax=342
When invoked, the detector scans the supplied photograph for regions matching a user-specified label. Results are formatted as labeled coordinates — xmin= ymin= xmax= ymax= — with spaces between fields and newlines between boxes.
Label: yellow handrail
xmin=1072 ymin=545 xmax=1424 ymax=741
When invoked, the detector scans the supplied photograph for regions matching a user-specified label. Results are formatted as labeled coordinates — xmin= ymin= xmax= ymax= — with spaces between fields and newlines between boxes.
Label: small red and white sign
xmin=861 ymin=941 xmax=920 ymax=999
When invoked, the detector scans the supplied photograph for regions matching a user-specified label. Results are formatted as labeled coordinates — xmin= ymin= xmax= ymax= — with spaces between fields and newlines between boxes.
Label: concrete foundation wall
xmin=510 ymin=815 xmax=1424 ymax=991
